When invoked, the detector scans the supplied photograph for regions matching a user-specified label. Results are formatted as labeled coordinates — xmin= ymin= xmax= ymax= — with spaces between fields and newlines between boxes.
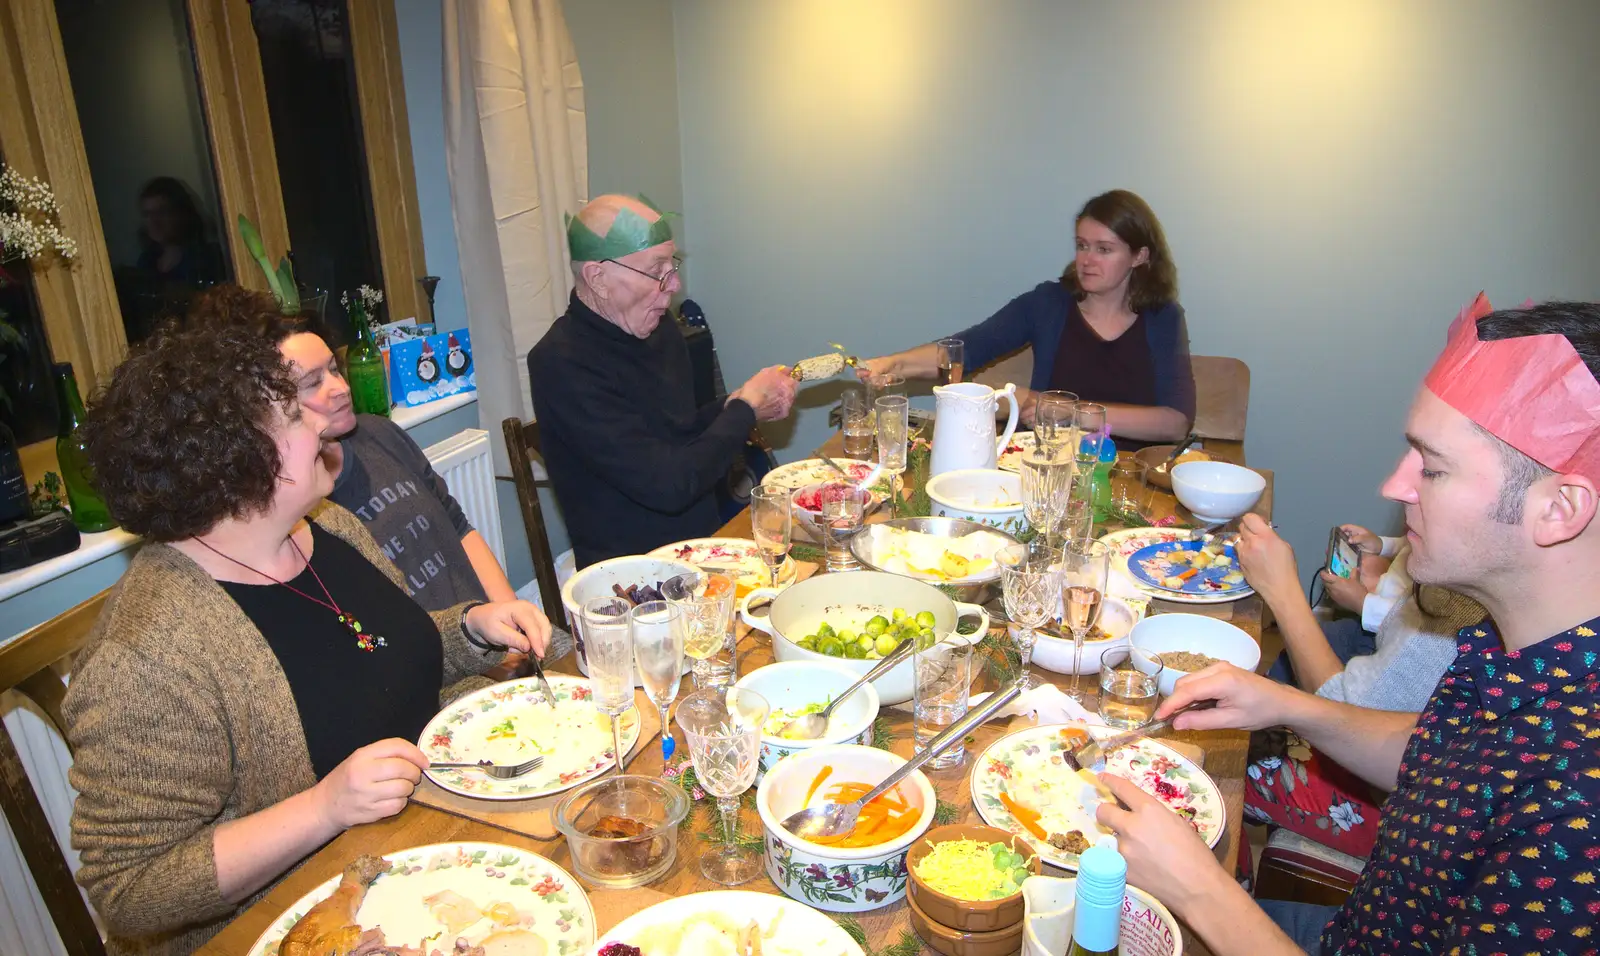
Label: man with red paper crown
xmin=1099 ymin=295 xmax=1600 ymax=954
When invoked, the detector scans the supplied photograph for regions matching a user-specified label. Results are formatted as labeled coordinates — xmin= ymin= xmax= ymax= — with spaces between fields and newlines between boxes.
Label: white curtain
xmin=443 ymin=0 xmax=587 ymax=472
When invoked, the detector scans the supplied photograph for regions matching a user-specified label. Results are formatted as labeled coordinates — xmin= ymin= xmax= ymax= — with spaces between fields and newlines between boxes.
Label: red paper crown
xmin=1424 ymin=293 xmax=1600 ymax=480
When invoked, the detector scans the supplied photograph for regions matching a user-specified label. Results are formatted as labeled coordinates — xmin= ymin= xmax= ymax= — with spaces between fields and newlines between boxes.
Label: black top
xmin=527 ymin=292 xmax=757 ymax=568
xmin=329 ymin=414 xmax=486 ymax=610
xmin=220 ymin=523 xmax=444 ymax=779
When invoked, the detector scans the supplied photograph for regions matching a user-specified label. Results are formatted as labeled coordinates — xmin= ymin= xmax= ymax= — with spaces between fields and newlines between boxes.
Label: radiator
xmin=0 ymin=427 xmax=500 ymax=956
xmin=423 ymin=428 xmax=505 ymax=568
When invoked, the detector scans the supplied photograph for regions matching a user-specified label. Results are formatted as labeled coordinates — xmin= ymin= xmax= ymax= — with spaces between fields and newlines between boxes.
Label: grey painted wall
xmin=670 ymin=0 xmax=1600 ymax=575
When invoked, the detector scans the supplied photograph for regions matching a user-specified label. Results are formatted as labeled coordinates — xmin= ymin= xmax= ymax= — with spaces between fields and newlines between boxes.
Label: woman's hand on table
xmin=1234 ymin=513 xmax=1300 ymax=608
xmin=1158 ymin=662 xmax=1303 ymax=732
xmin=1095 ymin=773 xmax=1226 ymax=919
xmin=313 ymin=739 xmax=427 ymax=830
xmin=466 ymin=600 xmax=552 ymax=657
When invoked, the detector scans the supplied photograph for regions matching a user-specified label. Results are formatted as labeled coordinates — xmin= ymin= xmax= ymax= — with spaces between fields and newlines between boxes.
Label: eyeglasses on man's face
xmin=604 ymin=255 xmax=682 ymax=291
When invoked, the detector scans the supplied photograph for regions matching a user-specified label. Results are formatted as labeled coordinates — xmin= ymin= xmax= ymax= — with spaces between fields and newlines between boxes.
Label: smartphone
xmin=1326 ymin=527 xmax=1360 ymax=579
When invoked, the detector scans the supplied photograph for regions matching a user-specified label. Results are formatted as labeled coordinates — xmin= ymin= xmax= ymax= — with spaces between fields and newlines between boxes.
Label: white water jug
xmin=929 ymin=381 xmax=1019 ymax=477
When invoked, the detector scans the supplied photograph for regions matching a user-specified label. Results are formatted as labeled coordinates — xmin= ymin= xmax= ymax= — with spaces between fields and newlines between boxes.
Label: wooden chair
xmin=1254 ymin=828 xmax=1363 ymax=906
xmin=0 ymin=590 xmax=110 ymax=956
xmin=501 ymin=417 xmax=566 ymax=633
xmin=1190 ymin=355 xmax=1250 ymax=442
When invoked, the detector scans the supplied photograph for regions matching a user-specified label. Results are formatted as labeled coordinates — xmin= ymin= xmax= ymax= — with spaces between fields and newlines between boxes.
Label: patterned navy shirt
xmin=1322 ymin=617 xmax=1600 ymax=954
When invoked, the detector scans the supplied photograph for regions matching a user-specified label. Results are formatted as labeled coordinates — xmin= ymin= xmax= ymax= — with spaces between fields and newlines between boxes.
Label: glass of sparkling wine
xmin=676 ymin=686 xmax=770 ymax=884
xmin=1032 ymin=389 xmax=1077 ymax=459
xmin=1061 ymin=539 xmax=1111 ymax=701
xmin=876 ymin=394 xmax=909 ymax=516
xmin=913 ymin=639 xmax=974 ymax=769
xmin=840 ymin=386 xmax=874 ymax=457
xmin=581 ymin=596 xmax=636 ymax=775
xmin=630 ymin=600 xmax=686 ymax=760
xmin=935 ymin=337 xmax=965 ymax=385
xmin=1098 ymin=646 xmax=1164 ymax=729
xmin=671 ymin=572 xmax=737 ymax=689
xmin=749 ymin=484 xmax=793 ymax=587
xmin=820 ymin=481 xmax=868 ymax=572
xmin=997 ymin=542 xmax=1061 ymax=690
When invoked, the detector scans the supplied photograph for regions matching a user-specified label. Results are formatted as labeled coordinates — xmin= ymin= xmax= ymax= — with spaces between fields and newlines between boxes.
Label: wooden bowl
xmin=906 ymin=823 xmax=1040 ymax=933
xmin=907 ymin=885 xmax=1027 ymax=956
xmin=1135 ymin=444 xmax=1212 ymax=490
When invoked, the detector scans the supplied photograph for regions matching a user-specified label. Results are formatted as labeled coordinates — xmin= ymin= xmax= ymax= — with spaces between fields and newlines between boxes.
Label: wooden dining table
xmin=199 ymin=435 xmax=1272 ymax=956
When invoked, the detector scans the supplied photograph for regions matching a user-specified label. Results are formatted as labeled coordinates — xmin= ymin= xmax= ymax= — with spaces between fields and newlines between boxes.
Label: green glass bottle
xmin=346 ymin=308 xmax=390 ymax=417
xmin=53 ymin=363 xmax=115 ymax=532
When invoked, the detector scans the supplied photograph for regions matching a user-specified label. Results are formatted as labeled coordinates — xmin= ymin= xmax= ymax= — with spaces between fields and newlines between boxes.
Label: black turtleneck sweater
xmin=527 ymin=292 xmax=757 ymax=568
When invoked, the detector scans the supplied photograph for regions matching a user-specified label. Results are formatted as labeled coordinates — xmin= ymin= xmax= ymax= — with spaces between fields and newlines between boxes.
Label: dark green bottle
xmin=346 ymin=309 xmax=390 ymax=417
xmin=53 ymin=363 xmax=115 ymax=532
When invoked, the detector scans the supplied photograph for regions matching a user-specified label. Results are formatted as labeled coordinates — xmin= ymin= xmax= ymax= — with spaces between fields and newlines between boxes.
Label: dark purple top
xmin=1049 ymin=304 xmax=1159 ymax=407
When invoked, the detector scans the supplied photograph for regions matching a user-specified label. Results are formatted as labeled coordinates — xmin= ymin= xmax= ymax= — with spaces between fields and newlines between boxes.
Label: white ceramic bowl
xmin=1030 ymin=595 xmax=1138 ymax=675
xmin=757 ymin=744 xmax=936 ymax=912
xmin=741 ymin=571 xmax=990 ymax=705
xmin=735 ymin=660 xmax=881 ymax=780
xmin=1170 ymin=461 xmax=1266 ymax=524
xmin=559 ymin=554 xmax=699 ymax=679
xmin=1022 ymin=875 xmax=1183 ymax=956
xmin=1129 ymin=613 xmax=1262 ymax=696
xmin=925 ymin=468 xmax=1028 ymax=537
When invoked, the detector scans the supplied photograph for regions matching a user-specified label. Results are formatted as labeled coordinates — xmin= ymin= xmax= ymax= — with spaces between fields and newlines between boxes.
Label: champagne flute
xmin=935 ymin=337 xmax=965 ymax=385
xmin=1020 ymin=447 xmax=1071 ymax=547
xmin=1033 ymin=390 xmax=1078 ymax=459
xmin=876 ymin=394 xmax=909 ymax=517
xmin=670 ymin=572 xmax=736 ymax=689
xmin=749 ymin=485 xmax=793 ymax=587
xmin=997 ymin=542 xmax=1061 ymax=690
xmin=630 ymin=600 xmax=687 ymax=760
xmin=581 ymin=596 xmax=636 ymax=775
xmin=1061 ymin=540 xmax=1111 ymax=700
xmin=676 ymin=686 xmax=770 ymax=884
xmin=1072 ymin=402 xmax=1108 ymax=473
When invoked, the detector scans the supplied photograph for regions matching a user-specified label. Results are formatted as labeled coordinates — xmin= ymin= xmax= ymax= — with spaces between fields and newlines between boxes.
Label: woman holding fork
xmin=63 ymin=320 xmax=551 ymax=956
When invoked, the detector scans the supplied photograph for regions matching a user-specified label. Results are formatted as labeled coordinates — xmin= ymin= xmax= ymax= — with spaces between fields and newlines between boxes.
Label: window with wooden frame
xmin=0 ymin=0 xmax=432 ymax=483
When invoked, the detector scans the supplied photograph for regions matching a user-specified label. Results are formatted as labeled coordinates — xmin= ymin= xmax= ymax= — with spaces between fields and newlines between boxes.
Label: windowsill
xmin=0 ymin=526 xmax=139 ymax=603
xmin=389 ymin=391 xmax=476 ymax=431
xmin=0 ymin=393 xmax=479 ymax=607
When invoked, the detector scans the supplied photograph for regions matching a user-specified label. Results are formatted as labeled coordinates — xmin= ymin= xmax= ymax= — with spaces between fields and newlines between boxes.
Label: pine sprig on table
xmin=933 ymin=797 xmax=962 ymax=826
xmin=789 ymin=542 xmax=827 ymax=565
xmin=867 ymin=714 xmax=897 ymax=752
xmin=975 ymin=632 xmax=1023 ymax=685
xmin=831 ymin=916 xmax=921 ymax=956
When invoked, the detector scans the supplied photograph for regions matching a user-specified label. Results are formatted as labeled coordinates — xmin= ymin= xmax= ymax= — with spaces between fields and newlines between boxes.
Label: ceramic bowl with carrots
xmin=756 ymin=744 xmax=936 ymax=912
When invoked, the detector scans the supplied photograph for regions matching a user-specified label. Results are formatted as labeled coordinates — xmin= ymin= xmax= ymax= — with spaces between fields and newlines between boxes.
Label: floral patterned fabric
xmin=1244 ymin=731 xmax=1381 ymax=860
xmin=1321 ymin=617 xmax=1600 ymax=954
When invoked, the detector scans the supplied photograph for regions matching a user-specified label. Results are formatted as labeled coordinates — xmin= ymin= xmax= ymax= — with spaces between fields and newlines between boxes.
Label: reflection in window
xmin=0 ymin=263 xmax=61 ymax=448
xmin=55 ymin=0 xmax=233 ymax=343
xmin=253 ymin=0 xmax=383 ymax=346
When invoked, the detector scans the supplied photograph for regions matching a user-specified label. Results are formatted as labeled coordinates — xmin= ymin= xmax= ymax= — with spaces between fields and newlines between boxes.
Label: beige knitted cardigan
xmin=62 ymin=503 xmax=504 ymax=956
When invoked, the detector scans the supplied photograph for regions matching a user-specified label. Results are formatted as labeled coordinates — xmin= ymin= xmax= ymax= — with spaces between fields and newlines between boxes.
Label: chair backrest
xmin=501 ymin=417 xmax=567 ymax=633
xmin=0 ymin=590 xmax=110 ymax=956
xmin=1190 ymin=355 xmax=1251 ymax=442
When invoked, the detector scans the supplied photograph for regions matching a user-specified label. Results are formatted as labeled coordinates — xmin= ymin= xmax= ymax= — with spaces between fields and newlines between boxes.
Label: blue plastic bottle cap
xmin=1098 ymin=438 xmax=1118 ymax=462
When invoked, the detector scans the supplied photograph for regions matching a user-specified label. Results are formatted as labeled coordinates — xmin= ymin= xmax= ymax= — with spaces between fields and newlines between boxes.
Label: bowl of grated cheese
xmin=907 ymin=823 xmax=1040 ymax=934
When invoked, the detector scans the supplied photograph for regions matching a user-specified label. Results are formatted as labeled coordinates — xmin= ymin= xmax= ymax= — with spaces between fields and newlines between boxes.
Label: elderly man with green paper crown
xmin=528 ymin=194 xmax=797 ymax=568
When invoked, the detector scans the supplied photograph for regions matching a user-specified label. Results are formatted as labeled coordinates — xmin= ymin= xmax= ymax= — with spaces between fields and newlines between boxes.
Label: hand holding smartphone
xmin=1326 ymin=526 xmax=1361 ymax=579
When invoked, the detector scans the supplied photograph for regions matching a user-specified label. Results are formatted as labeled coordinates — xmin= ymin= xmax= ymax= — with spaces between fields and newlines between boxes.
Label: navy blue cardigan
xmin=953 ymin=281 xmax=1196 ymax=420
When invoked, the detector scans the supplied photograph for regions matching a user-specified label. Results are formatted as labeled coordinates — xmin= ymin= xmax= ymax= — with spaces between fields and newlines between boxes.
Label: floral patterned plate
xmin=245 ymin=842 xmax=594 ymax=956
xmin=971 ymin=723 xmax=1225 ymax=871
xmin=649 ymin=536 xmax=797 ymax=595
xmin=996 ymin=432 xmax=1039 ymax=472
xmin=596 ymin=890 xmax=865 ymax=955
xmin=419 ymin=675 xmax=640 ymax=800
xmin=1099 ymin=527 xmax=1255 ymax=605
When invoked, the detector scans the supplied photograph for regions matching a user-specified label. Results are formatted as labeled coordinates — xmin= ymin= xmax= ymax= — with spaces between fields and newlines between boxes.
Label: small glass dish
xmin=554 ymin=773 xmax=690 ymax=887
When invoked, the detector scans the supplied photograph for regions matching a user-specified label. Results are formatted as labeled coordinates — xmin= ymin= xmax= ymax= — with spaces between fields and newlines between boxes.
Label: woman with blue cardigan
xmin=860 ymin=189 xmax=1194 ymax=444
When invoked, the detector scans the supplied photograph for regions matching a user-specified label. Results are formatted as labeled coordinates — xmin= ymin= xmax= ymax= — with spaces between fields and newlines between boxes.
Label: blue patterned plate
xmin=1126 ymin=540 xmax=1250 ymax=595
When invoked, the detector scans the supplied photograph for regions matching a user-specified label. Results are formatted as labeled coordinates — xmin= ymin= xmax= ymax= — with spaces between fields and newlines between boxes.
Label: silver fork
xmin=428 ymin=756 xmax=545 ymax=779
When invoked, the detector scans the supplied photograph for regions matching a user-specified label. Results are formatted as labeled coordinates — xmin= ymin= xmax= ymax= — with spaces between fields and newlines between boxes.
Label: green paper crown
xmin=565 ymin=195 xmax=676 ymax=261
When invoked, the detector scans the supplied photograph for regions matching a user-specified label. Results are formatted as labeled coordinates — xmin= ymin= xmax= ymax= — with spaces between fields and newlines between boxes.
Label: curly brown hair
xmin=81 ymin=323 xmax=299 ymax=541
xmin=181 ymin=283 xmax=332 ymax=344
xmin=1061 ymin=189 xmax=1179 ymax=313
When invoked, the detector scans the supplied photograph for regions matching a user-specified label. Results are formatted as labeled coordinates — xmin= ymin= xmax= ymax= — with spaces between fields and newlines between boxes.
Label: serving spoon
xmin=776 ymin=635 xmax=918 ymax=741
xmin=781 ymin=678 xmax=1025 ymax=842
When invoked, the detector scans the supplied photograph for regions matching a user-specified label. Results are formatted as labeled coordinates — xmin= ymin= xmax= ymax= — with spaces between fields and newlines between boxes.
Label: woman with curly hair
xmin=62 ymin=323 xmax=551 ymax=956
xmin=858 ymin=189 xmax=1194 ymax=443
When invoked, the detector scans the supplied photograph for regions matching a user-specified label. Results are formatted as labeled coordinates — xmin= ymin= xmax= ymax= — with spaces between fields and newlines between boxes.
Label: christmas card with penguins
xmin=389 ymin=329 xmax=476 ymax=407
